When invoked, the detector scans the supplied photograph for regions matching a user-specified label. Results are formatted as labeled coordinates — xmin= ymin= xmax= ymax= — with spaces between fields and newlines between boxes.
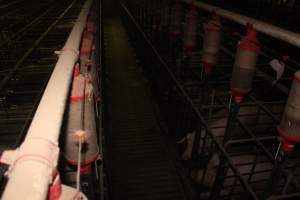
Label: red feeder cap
xmin=234 ymin=95 xmax=243 ymax=103
xmin=246 ymin=27 xmax=257 ymax=40
xmin=190 ymin=4 xmax=196 ymax=11
xmin=239 ymin=28 xmax=260 ymax=52
xmin=230 ymin=87 xmax=247 ymax=103
xmin=80 ymin=164 xmax=92 ymax=175
xmin=202 ymin=61 xmax=214 ymax=75
xmin=212 ymin=13 xmax=220 ymax=22
xmin=279 ymin=128 xmax=297 ymax=152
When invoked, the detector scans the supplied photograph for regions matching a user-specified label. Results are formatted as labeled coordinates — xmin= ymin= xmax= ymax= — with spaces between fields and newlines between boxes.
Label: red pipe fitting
xmin=48 ymin=173 xmax=62 ymax=200
xmin=80 ymin=164 xmax=93 ymax=175
xmin=70 ymin=64 xmax=86 ymax=103
xmin=238 ymin=24 xmax=259 ymax=52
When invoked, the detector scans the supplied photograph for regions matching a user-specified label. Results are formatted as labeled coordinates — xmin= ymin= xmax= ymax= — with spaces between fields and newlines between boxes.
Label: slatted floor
xmin=103 ymin=1 xmax=189 ymax=199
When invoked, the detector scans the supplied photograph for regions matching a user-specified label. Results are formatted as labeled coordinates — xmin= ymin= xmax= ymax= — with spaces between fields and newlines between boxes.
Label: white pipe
xmin=183 ymin=0 xmax=300 ymax=48
xmin=1 ymin=0 xmax=93 ymax=199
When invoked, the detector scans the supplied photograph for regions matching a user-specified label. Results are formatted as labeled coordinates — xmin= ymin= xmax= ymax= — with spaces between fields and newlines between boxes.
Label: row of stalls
xmin=121 ymin=0 xmax=300 ymax=199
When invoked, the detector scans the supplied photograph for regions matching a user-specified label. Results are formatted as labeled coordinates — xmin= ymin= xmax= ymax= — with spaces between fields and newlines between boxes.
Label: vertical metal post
xmin=223 ymin=98 xmax=240 ymax=145
xmin=210 ymin=96 xmax=240 ymax=199
xmin=191 ymin=123 xmax=202 ymax=162
xmin=210 ymin=154 xmax=229 ymax=200
xmin=262 ymin=147 xmax=289 ymax=199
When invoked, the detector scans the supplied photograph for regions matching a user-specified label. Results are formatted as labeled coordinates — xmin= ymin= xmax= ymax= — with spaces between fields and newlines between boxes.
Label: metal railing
xmin=0 ymin=0 xmax=93 ymax=199
xmin=120 ymin=0 xmax=300 ymax=199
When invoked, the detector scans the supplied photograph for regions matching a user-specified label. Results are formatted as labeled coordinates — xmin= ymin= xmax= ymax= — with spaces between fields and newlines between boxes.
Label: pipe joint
xmin=1 ymin=137 xmax=59 ymax=182
xmin=55 ymin=48 xmax=80 ymax=59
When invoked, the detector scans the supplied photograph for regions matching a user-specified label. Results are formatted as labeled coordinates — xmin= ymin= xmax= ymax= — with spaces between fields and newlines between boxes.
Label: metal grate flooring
xmin=103 ymin=1 xmax=188 ymax=199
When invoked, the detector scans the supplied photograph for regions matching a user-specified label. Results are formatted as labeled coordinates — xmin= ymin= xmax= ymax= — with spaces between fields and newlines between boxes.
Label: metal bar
xmin=0 ymin=0 xmax=24 ymax=9
xmin=1 ymin=0 xmax=93 ymax=199
xmin=247 ymin=149 xmax=259 ymax=183
xmin=268 ymin=192 xmax=300 ymax=200
xmin=226 ymin=136 xmax=278 ymax=145
xmin=0 ymin=0 xmax=77 ymax=93
xmin=223 ymin=100 xmax=240 ymax=145
xmin=213 ymin=94 xmax=275 ymax=162
xmin=263 ymin=149 xmax=289 ymax=198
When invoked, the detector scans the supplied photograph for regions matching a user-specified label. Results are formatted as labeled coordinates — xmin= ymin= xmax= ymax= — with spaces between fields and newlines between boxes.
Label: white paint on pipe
xmin=183 ymin=0 xmax=300 ymax=48
xmin=1 ymin=0 xmax=93 ymax=199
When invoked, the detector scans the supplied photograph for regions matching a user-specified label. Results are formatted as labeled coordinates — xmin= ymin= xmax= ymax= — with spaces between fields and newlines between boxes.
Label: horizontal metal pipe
xmin=1 ymin=0 xmax=93 ymax=199
xmin=0 ymin=0 xmax=23 ymax=9
xmin=183 ymin=0 xmax=300 ymax=48
xmin=268 ymin=192 xmax=300 ymax=200
xmin=226 ymin=136 xmax=278 ymax=145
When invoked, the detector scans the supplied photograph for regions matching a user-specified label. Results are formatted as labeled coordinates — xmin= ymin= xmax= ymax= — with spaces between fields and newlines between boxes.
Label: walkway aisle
xmin=103 ymin=1 xmax=188 ymax=200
